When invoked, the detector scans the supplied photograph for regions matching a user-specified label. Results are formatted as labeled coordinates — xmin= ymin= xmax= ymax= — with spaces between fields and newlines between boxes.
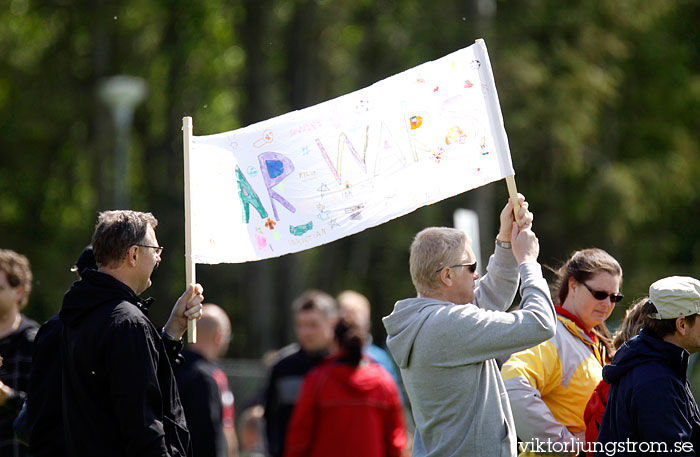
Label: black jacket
xmin=176 ymin=350 xmax=228 ymax=457
xmin=14 ymin=314 xmax=67 ymax=457
xmin=597 ymin=328 xmax=700 ymax=456
xmin=0 ymin=314 xmax=38 ymax=457
xmin=263 ymin=347 xmax=328 ymax=457
xmin=59 ymin=269 xmax=192 ymax=457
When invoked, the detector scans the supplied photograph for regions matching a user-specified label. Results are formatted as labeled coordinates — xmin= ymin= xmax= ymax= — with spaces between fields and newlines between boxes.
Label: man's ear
xmin=213 ymin=327 xmax=224 ymax=347
xmin=676 ymin=317 xmax=688 ymax=335
xmin=126 ymin=245 xmax=139 ymax=267
xmin=439 ymin=268 xmax=453 ymax=287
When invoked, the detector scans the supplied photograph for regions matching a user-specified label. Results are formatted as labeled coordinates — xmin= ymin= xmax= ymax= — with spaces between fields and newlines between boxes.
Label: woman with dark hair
xmin=284 ymin=319 xmax=406 ymax=457
xmin=501 ymin=248 xmax=623 ymax=447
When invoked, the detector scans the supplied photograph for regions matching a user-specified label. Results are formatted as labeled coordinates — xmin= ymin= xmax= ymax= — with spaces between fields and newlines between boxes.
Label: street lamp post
xmin=98 ymin=75 xmax=148 ymax=209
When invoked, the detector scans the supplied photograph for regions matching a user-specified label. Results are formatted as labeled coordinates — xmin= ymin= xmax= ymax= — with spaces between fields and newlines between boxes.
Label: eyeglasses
xmin=582 ymin=282 xmax=623 ymax=303
xmin=136 ymin=244 xmax=164 ymax=256
xmin=436 ymin=261 xmax=477 ymax=274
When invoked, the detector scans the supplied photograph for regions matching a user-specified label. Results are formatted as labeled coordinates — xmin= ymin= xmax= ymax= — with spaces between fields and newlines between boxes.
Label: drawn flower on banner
xmin=409 ymin=115 xmax=423 ymax=130
xmin=445 ymin=126 xmax=467 ymax=145
xmin=253 ymin=129 xmax=274 ymax=148
xmin=265 ymin=218 xmax=276 ymax=230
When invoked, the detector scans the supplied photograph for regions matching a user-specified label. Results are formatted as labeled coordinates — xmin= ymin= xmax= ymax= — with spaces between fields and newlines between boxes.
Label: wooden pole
xmin=505 ymin=174 xmax=521 ymax=221
xmin=183 ymin=116 xmax=197 ymax=343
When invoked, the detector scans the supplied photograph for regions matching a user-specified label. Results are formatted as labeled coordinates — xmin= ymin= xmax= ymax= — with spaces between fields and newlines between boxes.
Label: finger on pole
xmin=187 ymin=314 xmax=197 ymax=343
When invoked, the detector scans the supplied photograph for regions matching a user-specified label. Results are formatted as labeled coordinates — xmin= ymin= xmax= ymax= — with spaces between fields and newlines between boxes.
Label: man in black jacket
xmin=597 ymin=276 xmax=700 ymax=456
xmin=13 ymin=245 xmax=97 ymax=457
xmin=263 ymin=290 xmax=337 ymax=457
xmin=176 ymin=303 xmax=237 ymax=457
xmin=59 ymin=210 xmax=204 ymax=457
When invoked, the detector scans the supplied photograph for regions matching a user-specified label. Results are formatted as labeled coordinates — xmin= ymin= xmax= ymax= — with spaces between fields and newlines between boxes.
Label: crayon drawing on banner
xmin=189 ymin=39 xmax=514 ymax=264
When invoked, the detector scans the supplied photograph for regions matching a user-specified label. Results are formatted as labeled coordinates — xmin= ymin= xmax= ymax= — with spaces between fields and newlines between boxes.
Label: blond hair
xmin=337 ymin=290 xmax=372 ymax=336
xmin=410 ymin=227 xmax=468 ymax=295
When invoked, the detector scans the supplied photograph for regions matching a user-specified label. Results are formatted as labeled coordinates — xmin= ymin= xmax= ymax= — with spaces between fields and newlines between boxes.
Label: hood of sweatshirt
xmin=59 ymin=269 xmax=153 ymax=328
xmin=603 ymin=328 xmax=689 ymax=385
xmin=382 ymin=297 xmax=448 ymax=369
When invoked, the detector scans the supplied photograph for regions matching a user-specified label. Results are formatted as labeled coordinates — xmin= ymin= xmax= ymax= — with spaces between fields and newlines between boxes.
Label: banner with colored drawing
xmin=189 ymin=39 xmax=513 ymax=264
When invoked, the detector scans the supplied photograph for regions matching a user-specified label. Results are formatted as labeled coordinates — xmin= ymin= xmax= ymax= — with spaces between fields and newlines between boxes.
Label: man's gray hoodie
xmin=383 ymin=245 xmax=555 ymax=457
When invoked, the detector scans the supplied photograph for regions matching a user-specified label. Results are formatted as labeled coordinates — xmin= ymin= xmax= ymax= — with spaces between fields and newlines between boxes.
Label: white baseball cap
xmin=648 ymin=276 xmax=700 ymax=320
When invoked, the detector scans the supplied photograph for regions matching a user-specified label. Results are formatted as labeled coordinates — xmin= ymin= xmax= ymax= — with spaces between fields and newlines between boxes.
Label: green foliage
xmin=0 ymin=0 xmax=698 ymax=360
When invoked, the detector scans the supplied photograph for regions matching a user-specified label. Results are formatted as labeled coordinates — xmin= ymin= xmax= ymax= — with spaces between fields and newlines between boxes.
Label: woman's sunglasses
xmin=582 ymin=282 xmax=624 ymax=303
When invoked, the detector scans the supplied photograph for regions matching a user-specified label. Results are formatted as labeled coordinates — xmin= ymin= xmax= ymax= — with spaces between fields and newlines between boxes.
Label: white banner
xmin=188 ymin=39 xmax=513 ymax=264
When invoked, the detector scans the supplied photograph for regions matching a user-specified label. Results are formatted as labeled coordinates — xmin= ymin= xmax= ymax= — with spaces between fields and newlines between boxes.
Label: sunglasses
xmin=436 ymin=261 xmax=477 ymax=274
xmin=582 ymin=282 xmax=624 ymax=303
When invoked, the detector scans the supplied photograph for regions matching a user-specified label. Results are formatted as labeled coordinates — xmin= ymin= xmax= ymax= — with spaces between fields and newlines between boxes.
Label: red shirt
xmin=284 ymin=355 xmax=406 ymax=457
xmin=583 ymin=379 xmax=610 ymax=456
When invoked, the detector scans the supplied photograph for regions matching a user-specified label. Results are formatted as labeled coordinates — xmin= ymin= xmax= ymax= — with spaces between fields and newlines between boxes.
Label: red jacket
xmin=284 ymin=354 xmax=406 ymax=457
xmin=583 ymin=379 xmax=609 ymax=456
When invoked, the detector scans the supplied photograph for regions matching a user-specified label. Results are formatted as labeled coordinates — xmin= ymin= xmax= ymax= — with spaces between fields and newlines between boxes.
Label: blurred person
xmin=239 ymin=405 xmax=267 ymax=457
xmin=59 ymin=210 xmax=204 ymax=457
xmin=336 ymin=290 xmax=401 ymax=389
xmin=0 ymin=249 xmax=39 ymax=457
xmin=13 ymin=245 xmax=96 ymax=457
xmin=263 ymin=290 xmax=337 ymax=457
xmin=382 ymin=195 xmax=556 ymax=457
xmin=176 ymin=303 xmax=238 ymax=457
xmin=501 ymin=248 xmax=622 ymax=448
xmin=284 ymin=318 xmax=406 ymax=457
xmin=582 ymin=298 xmax=650 ymax=457
xmin=596 ymin=276 xmax=700 ymax=455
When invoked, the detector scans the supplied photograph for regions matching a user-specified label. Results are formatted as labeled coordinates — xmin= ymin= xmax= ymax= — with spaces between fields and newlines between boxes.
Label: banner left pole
xmin=183 ymin=116 xmax=197 ymax=343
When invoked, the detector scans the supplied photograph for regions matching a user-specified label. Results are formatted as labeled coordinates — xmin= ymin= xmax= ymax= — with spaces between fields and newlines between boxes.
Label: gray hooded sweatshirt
xmin=383 ymin=245 xmax=555 ymax=457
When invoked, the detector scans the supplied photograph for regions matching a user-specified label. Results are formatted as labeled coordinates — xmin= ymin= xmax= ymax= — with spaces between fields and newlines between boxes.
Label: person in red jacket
xmin=284 ymin=318 xmax=406 ymax=457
